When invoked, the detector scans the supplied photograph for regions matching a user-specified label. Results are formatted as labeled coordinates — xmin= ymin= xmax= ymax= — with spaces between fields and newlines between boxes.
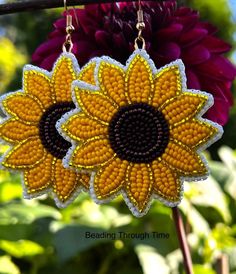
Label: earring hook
xmin=134 ymin=0 xmax=146 ymax=50
xmin=62 ymin=0 xmax=75 ymax=53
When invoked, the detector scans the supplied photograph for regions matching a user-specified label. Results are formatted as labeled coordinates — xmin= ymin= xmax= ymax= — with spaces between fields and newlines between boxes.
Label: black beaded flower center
xmin=108 ymin=103 xmax=169 ymax=163
xmin=39 ymin=102 xmax=74 ymax=159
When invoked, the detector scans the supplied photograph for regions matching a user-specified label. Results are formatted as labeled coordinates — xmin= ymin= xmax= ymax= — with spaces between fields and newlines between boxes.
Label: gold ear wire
xmin=62 ymin=0 xmax=75 ymax=53
xmin=134 ymin=0 xmax=146 ymax=50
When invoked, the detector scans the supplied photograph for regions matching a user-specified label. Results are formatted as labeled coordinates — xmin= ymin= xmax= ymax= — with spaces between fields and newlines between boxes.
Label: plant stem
xmin=172 ymin=207 xmax=194 ymax=274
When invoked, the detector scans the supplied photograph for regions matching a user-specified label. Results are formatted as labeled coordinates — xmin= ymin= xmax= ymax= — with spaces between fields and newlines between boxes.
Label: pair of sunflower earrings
xmin=0 ymin=3 xmax=223 ymax=217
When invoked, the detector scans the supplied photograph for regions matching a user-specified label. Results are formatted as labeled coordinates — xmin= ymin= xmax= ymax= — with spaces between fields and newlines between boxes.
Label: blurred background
xmin=0 ymin=0 xmax=235 ymax=273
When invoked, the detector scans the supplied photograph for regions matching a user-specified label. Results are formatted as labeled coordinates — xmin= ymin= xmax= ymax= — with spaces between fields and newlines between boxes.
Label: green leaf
xmin=0 ymin=173 xmax=22 ymax=203
xmin=53 ymin=224 xmax=110 ymax=262
xmin=60 ymin=198 xmax=132 ymax=229
xmin=192 ymin=264 xmax=216 ymax=274
xmin=179 ymin=199 xmax=210 ymax=236
xmin=209 ymin=161 xmax=230 ymax=186
xmin=135 ymin=244 xmax=170 ymax=274
xmin=0 ymin=240 xmax=44 ymax=258
xmin=0 ymin=224 xmax=33 ymax=241
xmin=0 ymin=203 xmax=61 ymax=224
xmin=186 ymin=176 xmax=231 ymax=223
xmin=218 ymin=146 xmax=236 ymax=170
xmin=0 ymin=255 xmax=20 ymax=274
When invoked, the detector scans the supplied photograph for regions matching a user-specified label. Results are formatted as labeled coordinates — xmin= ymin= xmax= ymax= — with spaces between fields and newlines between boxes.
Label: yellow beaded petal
xmin=76 ymin=89 xmax=118 ymax=124
xmin=78 ymin=62 xmax=96 ymax=85
xmin=2 ymin=93 xmax=43 ymax=124
xmin=24 ymin=70 xmax=53 ymax=109
xmin=94 ymin=157 xmax=129 ymax=199
xmin=2 ymin=137 xmax=46 ymax=169
xmin=126 ymin=55 xmax=153 ymax=104
xmin=61 ymin=113 xmax=107 ymax=141
xmin=162 ymin=141 xmax=207 ymax=176
xmin=125 ymin=163 xmax=153 ymax=213
xmin=98 ymin=61 xmax=127 ymax=106
xmin=152 ymin=160 xmax=181 ymax=202
xmin=52 ymin=159 xmax=89 ymax=203
xmin=161 ymin=93 xmax=208 ymax=127
xmin=152 ymin=66 xmax=181 ymax=108
xmin=24 ymin=153 xmax=53 ymax=194
xmin=51 ymin=56 xmax=76 ymax=102
xmin=71 ymin=138 xmax=115 ymax=168
xmin=0 ymin=119 xmax=38 ymax=143
xmin=171 ymin=119 xmax=218 ymax=148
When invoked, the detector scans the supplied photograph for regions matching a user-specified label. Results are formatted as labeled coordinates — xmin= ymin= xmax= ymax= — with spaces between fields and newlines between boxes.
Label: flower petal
xmin=24 ymin=70 xmax=53 ymax=109
xmin=206 ymin=97 xmax=230 ymax=126
xmin=71 ymin=138 xmax=115 ymax=168
xmin=62 ymin=113 xmax=107 ymax=141
xmin=98 ymin=61 xmax=127 ymax=106
xmin=126 ymin=54 xmax=153 ymax=104
xmin=179 ymin=28 xmax=208 ymax=47
xmin=157 ymin=42 xmax=181 ymax=62
xmin=94 ymin=157 xmax=129 ymax=199
xmin=196 ymin=55 xmax=236 ymax=81
xmin=52 ymin=56 xmax=76 ymax=102
xmin=24 ymin=153 xmax=53 ymax=194
xmin=152 ymin=66 xmax=182 ymax=108
xmin=2 ymin=93 xmax=43 ymax=124
xmin=183 ymin=45 xmax=210 ymax=65
xmin=76 ymin=89 xmax=118 ymax=124
xmin=162 ymin=141 xmax=207 ymax=176
xmin=0 ymin=119 xmax=38 ymax=143
xmin=78 ymin=62 xmax=96 ymax=85
xmin=125 ymin=163 xmax=153 ymax=212
xmin=186 ymin=69 xmax=201 ymax=89
xmin=2 ymin=137 xmax=46 ymax=169
xmin=152 ymin=160 xmax=181 ymax=202
xmin=161 ymin=93 xmax=208 ymax=127
xmin=53 ymin=159 xmax=89 ymax=203
xmin=202 ymin=36 xmax=231 ymax=54
xmin=170 ymin=119 xmax=218 ymax=148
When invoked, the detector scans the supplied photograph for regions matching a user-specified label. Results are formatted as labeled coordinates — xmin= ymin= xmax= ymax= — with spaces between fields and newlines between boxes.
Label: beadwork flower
xmin=0 ymin=53 xmax=95 ymax=207
xmin=59 ymin=50 xmax=223 ymax=217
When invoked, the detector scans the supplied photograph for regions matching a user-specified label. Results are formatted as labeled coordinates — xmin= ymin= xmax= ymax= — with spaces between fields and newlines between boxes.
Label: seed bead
xmin=127 ymin=164 xmax=152 ymax=209
xmin=126 ymin=56 xmax=153 ymax=103
xmin=4 ymin=137 xmax=45 ymax=168
xmin=25 ymin=154 xmax=53 ymax=193
xmin=24 ymin=71 xmax=52 ymax=108
xmin=0 ymin=120 xmax=38 ymax=143
xmin=79 ymin=63 xmax=96 ymax=85
xmin=162 ymin=141 xmax=206 ymax=175
xmin=72 ymin=138 xmax=114 ymax=167
xmin=78 ymin=90 xmax=118 ymax=123
xmin=99 ymin=63 xmax=126 ymax=106
xmin=152 ymin=160 xmax=179 ymax=200
xmin=95 ymin=158 xmax=129 ymax=198
xmin=162 ymin=94 xmax=207 ymax=126
xmin=152 ymin=67 xmax=181 ymax=108
xmin=4 ymin=94 xmax=43 ymax=123
xmin=171 ymin=120 xmax=217 ymax=147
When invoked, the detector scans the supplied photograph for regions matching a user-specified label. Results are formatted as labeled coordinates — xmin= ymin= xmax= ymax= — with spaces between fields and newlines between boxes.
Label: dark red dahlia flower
xmin=32 ymin=1 xmax=236 ymax=125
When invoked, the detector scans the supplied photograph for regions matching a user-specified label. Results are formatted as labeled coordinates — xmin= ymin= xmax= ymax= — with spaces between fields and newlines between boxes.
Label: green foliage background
xmin=0 ymin=1 xmax=235 ymax=274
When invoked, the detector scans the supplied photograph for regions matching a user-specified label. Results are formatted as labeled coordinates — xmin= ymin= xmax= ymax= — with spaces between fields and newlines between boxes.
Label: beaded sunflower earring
xmin=0 ymin=0 xmax=97 ymax=207
xmin=58 ymin=1 xmax=223 ymax=217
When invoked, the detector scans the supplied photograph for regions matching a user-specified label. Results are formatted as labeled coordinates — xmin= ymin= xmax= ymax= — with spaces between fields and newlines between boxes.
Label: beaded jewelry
xmin=58 ymin=4 xmax=223 ymax=217
xmin=0 ymin=2 xmax=94 ymax=207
